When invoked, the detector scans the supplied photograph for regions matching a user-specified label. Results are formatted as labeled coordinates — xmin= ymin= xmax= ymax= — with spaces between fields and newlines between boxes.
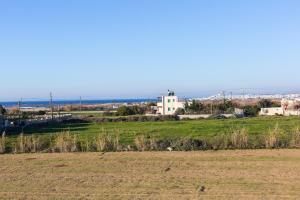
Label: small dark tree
xmin=243 ymin=105 xmax=260 ymax=117
xmin=116 ymin=106 xmax=145 ymax=116
xmin=0 ymin=105 xmax=6 ymax=115
xmin=175 ymin=108 xmax=185 ymax=115
xmin=258 ymin=99 xmax=272 ymax=108
xmin=116 ymin=106 xmax=135 ymax=116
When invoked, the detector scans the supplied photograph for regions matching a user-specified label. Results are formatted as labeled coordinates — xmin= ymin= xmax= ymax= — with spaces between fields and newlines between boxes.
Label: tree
xmin=218 ymin=100 xmax=235 ymax=113
xmin=243 ymin=105 xmax=260 ymax=117
xmin=258 ymin=99 xmax=277 ymax=108
xmin=185 ymin=100 xmax=204 ymax=114
xmin=116 ymin=106 xmax=135 ymax=116
xmin=175 ymin=108 xmax=185 ymax=115
xmin=0 ymin=105 xmax=6 ymax=115
xmin=116 ymin=106 xmax=145 ymax=116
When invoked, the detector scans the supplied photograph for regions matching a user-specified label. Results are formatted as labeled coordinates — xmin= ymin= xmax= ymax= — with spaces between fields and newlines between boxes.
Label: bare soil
xmin=1 ymin=150 xmax=300 ymax=199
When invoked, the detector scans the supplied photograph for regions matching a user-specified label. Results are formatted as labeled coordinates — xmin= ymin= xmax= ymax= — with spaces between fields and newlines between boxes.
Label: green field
xmin=23 ymin=116 xmax=300 ymax=144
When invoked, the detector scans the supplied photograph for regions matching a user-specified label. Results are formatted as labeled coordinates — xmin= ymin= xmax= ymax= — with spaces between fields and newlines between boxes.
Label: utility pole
xmin=18 ymin=100 xmax=21 ymax=126
xmin=50 ymin=92 xmax=54 ymax=121
xmin=230 ymin=92 xmax=233 ymax=100
xmin=58 ymin=104 xmax=61 ymax=122
xmin=221 ymin=91 xmax=226 ymax=104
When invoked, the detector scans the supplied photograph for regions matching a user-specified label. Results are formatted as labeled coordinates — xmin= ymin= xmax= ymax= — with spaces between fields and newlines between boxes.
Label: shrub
xmin=116 ymin=106 xmax=145 ymax=116
xmin=209 ymin=134 xmax=230 ymax=150
xmin=243 ymin=105 xmax=260 ymax=117
xmin=13 ymin=133 xmax=45 ymax=153
xmin=134 ymin=135 xmax=149 ymax=151
xmin=265 ymin=124 xmax=281 ymax=148
xmin=175 ymin=108 xmax=185 ymax=115
xmin=94 ymin=130 xmax=120 ymax=152
xmin=289 ymin=128 xmax=300 ymax=148
xmin=231 ymin=128 xmax=248 ymax=149
xmin=53 ymin=132 xmax=78 ymax=152
xmin=172 ymin=138 xmax=205 ymax=151
xmin=149 ymin=139 xmax=171 ymax=151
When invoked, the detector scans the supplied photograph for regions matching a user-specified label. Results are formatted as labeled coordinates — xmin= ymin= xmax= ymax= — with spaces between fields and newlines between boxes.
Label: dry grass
xmin=134 ymin=135 xmax=148 ymax=151
xmin=265 ymin=123 xmax=281 ymax=148
xmin=0 ymin=132 xmax=5 ymax=153
xmin=94 ymin=130 xmax=120 ymax=152
xmin=0 ymin=150 xmax=300 ymax=199
xmin=53 ymin=131 xmax=78 ymax=152
xmin=231 ymin=128 xmax=248 ymax=149
xmin=13 ymin=133 xmax=43 ymax=153
xmin=290 ymin=128 xmax=300 ymax=148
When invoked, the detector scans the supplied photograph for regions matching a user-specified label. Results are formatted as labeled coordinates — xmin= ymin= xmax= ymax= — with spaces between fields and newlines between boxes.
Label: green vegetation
xmin=184 ymin=99 xmax=280 ymax=116
xmin=116 ymin=105 xmax=145 ymax=116
xmin=0 ymin=105 xmax=6 ymax=115
xmin=21 ymin=116 xmax=300 ymax=140
xmin=0 ymin=116 xmax=298 ymax=153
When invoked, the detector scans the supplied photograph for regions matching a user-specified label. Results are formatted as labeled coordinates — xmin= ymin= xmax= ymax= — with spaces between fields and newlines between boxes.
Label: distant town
xmin=1 ymin=90 xmax=300 ymax=131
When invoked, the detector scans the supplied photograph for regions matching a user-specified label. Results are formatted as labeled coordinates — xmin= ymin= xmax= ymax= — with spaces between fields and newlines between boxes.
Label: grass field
xmin=23 ymin=116 xmax=300 ymax=144
xmin=1 ymin=150 xmax=300 ymax=199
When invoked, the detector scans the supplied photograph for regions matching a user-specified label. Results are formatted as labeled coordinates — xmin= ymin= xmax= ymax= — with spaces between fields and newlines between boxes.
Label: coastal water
xmin=0 ymin=99 xmax=156 ymax=108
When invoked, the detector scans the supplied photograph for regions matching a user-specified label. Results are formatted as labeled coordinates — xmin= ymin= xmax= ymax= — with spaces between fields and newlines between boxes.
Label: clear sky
xmin=0 ymin=0 xmax=300 ymax=101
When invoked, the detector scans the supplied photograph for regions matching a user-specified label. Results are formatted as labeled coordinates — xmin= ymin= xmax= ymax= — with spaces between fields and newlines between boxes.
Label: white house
xmin=157 ymin=91 xmax=185 ymax=115
xmin=260 ymin=98 xmax=300 ymax=116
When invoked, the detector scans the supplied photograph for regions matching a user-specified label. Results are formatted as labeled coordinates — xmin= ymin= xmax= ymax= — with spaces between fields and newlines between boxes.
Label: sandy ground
xmin=1 ymin=150 xmax=300 ymax=199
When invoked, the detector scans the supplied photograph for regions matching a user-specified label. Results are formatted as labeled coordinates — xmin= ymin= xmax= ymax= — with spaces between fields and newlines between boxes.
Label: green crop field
xmin=21 ymin=116 xmax=300 ymax=144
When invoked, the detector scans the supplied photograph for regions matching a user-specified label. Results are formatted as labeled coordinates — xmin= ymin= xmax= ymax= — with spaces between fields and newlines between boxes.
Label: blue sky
xmin=1 ymin=0 xmax=300 ymax=101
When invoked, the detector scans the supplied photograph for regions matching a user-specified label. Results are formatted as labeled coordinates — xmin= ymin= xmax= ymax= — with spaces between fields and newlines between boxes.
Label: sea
xmin=0 ymin=99 xmax=157 ymax=108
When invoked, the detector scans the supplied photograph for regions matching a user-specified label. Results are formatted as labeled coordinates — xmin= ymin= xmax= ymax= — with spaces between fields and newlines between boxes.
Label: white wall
xmin=260 ymin=107 xmax=283 ymax=116
xmin=157 ymin=95 xmax=184 ymax=115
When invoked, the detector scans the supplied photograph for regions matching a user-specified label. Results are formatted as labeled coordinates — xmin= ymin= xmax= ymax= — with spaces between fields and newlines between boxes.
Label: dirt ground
xmin=1 ymin=150 xmax=300 ymax=199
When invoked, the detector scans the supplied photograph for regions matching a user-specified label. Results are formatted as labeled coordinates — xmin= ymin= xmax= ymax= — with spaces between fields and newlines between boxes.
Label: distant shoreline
xmin=0 ymin=98 xmax=157 ymax=108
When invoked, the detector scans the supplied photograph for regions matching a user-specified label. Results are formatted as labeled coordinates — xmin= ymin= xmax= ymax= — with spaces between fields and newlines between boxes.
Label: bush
xmin=243 ymin=105 xmax=260 ymax=117
xmin=53 ymin=132 xmax=78 ymax=152
xmin=13 ymin=133 xmax=47 ymax=153
xmin=94 ymin=132 xmax=120 ymax=152
xmin=230 ymin=128 xmax=248 ymax=149
xmin=289 ymin=128 xmax=300 ymax=148
xmin=116 ymin=106 xmax=145 ymax=116
xmin=264 ymin=124 xmax=281 ymax=148
xmin=175 ymin=108 xmax=185 ymax=115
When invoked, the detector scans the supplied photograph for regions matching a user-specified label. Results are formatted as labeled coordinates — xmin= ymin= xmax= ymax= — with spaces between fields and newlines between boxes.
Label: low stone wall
xmin=178 ymin=114 xmax=234 ymax=120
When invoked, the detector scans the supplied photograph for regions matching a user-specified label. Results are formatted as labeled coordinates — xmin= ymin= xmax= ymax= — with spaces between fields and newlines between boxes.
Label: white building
xmin=260 ymin=98 xmax=300 ymax=116
xmin=157 ymin=91 xmax=185 ymax=115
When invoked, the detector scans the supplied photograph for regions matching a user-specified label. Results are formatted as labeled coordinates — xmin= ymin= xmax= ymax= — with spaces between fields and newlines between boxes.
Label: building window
xmin=168 ymin=107 xmax=171 ymax=111
xmin=168 ymin=99 xmax=171 ymax=103
xmin=173 ymin=107 xmax=175 ymax=110
xmin=173 ymin=99 xmax=175 ymax=102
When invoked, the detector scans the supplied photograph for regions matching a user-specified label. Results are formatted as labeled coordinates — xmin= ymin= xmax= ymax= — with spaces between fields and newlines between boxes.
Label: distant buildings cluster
xmin=260 ymin=98 xmax=300 ymax=116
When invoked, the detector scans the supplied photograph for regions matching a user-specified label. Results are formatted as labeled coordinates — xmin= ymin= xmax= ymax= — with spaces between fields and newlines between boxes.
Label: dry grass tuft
xmin=265 ymin=123 xmax=281 ymax=148
xmin=53 ymin=132 xmax=78 ymax=152
xmin=289 ymin=127 xmax=300 ymax=148
xmin=13 ymin=133 xmax=43 ymax=153
xmin=231 ymin=128 xmax=248 ymax=149
xmin=0 ymin=132 xmax=6 ymax=153
xmin=94 ymin=129 xmax=120 ymax=152
xmin=134 ymin=135 xmax=148 ymax=151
